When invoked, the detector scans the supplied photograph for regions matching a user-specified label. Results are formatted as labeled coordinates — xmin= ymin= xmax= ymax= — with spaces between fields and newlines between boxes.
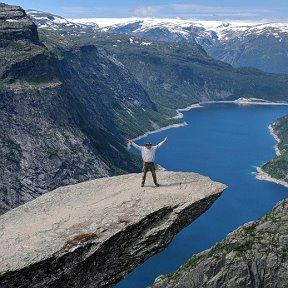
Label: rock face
xmin=0 ymin=171 xmax=226 ymax=288
xmin=0 ymin=3 xmax=39 ymax=43
xmin=0 ymin=3 xmax=174 ymax=214
xmin=151 ymin=199 xmax=288 ymax=288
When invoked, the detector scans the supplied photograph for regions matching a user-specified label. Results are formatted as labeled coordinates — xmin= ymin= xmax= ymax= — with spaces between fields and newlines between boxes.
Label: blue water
xmin=116 ymin=103 xmax=288 ymax=288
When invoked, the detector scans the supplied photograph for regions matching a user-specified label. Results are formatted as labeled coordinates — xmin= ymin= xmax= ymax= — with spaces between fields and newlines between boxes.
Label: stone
xmin=0 ymin=171 xmax=226 ymax=288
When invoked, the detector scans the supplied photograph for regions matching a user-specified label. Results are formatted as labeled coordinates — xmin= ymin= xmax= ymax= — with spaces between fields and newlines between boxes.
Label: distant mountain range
xmin=27 ymin=12 xmax=288 ymax=73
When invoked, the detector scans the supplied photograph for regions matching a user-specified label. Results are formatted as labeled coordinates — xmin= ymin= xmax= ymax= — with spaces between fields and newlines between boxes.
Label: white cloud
xmin=130 ymin=6 xmax=157 ymax=17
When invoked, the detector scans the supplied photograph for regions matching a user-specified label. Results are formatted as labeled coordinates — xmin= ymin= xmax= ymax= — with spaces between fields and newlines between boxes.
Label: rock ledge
xmin=0 ymin=171 xmax=226 ymax=288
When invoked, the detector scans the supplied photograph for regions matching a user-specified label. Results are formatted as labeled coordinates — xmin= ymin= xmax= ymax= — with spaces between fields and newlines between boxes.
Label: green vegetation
xmin=166 ymin=253 xmax=207 ymax=280
xmin=161 ymin=200 xmax=288 ymax=285
xmin=262 ymin=115 xmax=288 ymax=183
xmin=242 ymin=223 xmax=256 ymax=235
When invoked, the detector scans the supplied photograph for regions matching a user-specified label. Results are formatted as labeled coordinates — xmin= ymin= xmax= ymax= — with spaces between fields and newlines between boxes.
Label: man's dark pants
xmin=142 ymin=162 xmax=158 ymax=185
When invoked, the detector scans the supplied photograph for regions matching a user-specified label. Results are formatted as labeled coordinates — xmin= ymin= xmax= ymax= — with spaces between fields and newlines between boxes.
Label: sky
xmin=2 ymin=0 xmax=288 ymax=21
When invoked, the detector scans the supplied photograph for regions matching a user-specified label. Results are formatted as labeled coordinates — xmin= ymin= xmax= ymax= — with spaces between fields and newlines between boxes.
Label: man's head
xmin=145 ymin=142 xmax=152 ymax=149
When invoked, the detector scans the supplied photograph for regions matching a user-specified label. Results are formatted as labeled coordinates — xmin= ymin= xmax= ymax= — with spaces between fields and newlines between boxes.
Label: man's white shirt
xmin=131 ymin=139 xmax=167 ymax=162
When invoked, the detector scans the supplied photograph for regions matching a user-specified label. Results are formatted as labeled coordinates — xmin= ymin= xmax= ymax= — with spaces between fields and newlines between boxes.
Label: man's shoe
xmin=141 ymin=183 xmax=144 ymax=187
xmin=155 ymin=183 xmax=160 ymax=187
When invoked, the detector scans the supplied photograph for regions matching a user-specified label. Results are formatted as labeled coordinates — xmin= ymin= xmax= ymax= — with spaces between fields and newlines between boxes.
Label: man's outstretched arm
xmin=154 ymin=137 xmax=168 ymax=149
xmin=128 ymin=139 xmax=142 ymax=151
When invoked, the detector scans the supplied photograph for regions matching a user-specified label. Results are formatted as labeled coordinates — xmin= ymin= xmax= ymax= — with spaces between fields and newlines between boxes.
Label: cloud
xmin=130 ymin=6 xmax=157 ymax=17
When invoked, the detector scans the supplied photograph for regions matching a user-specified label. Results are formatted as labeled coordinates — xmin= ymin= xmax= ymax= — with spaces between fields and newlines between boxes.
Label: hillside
xmin=151 ymin=199 xmax=288 ymax=288
xmin=97 ymin=34 xmax=288 ymax=110
xmin=262 ymin=115 xmax=288 ymax=183
xmin=0 ymin=4 xmax=176 ymax=214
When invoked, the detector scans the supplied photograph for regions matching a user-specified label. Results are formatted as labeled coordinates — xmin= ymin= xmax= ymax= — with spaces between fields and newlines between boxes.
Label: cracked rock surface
xmin=0 ymin=171 xmax=226 ymax=288
xmin=151 ymin=199 xmax=288 ymax=288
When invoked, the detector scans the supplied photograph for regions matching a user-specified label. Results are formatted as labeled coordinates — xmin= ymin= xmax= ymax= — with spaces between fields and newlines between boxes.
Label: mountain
xmin=94 ymin=34 xmax=288 ymax=110
xmin=26 ymin=9 xmax=98 ymax=35
xmin=0 ymin=4 xmax=174 ymax=214
xmin=64 ymin=17 xmax=288 ymax=73
xmin=151 ymin=198 xmax=288 ymax=288
xmin=27 ymin=12 xmax=288 ymax=113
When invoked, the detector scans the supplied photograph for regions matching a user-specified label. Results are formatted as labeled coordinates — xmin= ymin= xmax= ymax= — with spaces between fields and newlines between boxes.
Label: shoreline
xmin=173 ymin=103 xmax=202 ymax=119
xmin=254 ymin=167 xmax=288 ymax=188
xmin=130 ymin=122 xmax=188 ymax=142
xmin=130 ymin=98 xmax=288 ymax=142
xmin=254 ymin=121 xmax=287 ymax=189
xmin=130 ymin=103 xmax=202 ymax=142
xmin=202 ymin=99 xmax=288 ymax=106
xmin=268 ymin=124 xmax=281 ymax=156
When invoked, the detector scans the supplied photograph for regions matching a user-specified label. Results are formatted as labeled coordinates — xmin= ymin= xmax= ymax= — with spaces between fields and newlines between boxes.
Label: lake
xmin=116 ymin=103 xmax=288 ymax=288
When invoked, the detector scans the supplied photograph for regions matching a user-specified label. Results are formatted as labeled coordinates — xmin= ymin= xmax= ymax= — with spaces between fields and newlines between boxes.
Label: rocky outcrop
xmin=0 ymin=171 xmax=226 ymax=288
xmin=151 ymin=199 xmax=288 ymax=288
xmin=0 ymin=3 xmax=39 ymax=43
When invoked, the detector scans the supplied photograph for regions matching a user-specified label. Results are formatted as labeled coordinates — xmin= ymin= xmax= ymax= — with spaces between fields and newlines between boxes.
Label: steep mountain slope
xmin=0 ymin=4 xmax=172 ymax=214
xmin=64 ymin=17 xmax=288 ymax=73
xmin=205 ymin=23 xmax=288 ymax=74
xmin=151 ymin=199 xmax=288 ymax=288
xmin=96 ymin=35 xmax=288 ymax=110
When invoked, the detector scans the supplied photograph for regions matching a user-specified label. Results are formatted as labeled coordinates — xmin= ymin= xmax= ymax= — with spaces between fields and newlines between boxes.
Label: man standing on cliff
xmin=128 ymin=137 xmax=168 ymax=187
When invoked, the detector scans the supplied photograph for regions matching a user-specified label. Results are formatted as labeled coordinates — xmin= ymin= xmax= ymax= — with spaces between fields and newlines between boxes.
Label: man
xmin=128 ymin=137 xmax=168 ymax=187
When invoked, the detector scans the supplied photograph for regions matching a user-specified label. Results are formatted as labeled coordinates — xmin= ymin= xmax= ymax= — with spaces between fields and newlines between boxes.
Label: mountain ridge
xmin=59 ymin=16 xmax=288 ymax=73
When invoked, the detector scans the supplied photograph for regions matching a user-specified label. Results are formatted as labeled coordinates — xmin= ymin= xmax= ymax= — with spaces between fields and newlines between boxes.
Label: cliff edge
xmin=0 ymin=171 xmax=226 ymax=288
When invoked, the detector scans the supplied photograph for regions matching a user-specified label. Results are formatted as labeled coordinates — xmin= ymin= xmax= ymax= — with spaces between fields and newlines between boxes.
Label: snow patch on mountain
xmin=68 ymin=17 xmax=288 ymax=42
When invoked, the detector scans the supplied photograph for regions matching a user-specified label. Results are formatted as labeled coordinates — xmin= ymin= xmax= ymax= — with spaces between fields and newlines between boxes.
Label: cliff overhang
xmin=0 ymin=171 xmax=226 ymax=288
